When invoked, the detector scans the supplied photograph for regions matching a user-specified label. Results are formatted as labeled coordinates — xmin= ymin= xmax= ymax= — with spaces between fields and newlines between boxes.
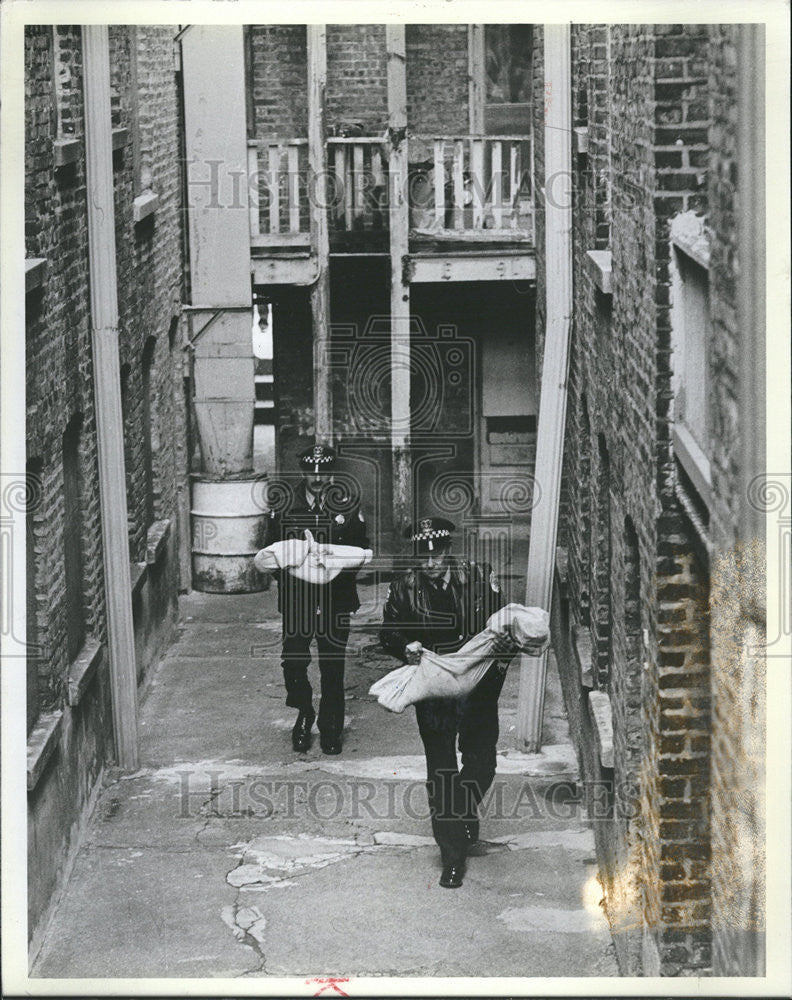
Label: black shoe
xmin=439 ymin=863 xmax=465 ymax=889
xmin=291 ymin=709 xmax=315 ymax=753
xmin=320 ymin=735 xmax=342 ymax=755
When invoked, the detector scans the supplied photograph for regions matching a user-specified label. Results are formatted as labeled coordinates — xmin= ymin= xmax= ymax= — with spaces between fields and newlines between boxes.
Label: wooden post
xmin=468 ymin=24 xmax=485 ymax=135
xmin=82 ymin=26 xmax=139 ymax=769
xmin=386 ymin=25 xmax=411 ymax=537
xmin=307 ymin=25 xmax=332 ymax=445
xmin=517 ymin=24 xmax=573 ymax=751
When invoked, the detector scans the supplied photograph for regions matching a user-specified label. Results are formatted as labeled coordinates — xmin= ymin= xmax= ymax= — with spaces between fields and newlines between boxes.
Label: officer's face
xmin=419 ymin=543 xmax=450 ymax=578
xmin=303 ymin=470 xmax=332 ymax=495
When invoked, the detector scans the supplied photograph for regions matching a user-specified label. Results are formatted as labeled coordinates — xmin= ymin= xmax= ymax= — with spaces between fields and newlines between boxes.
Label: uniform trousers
xmin=281 ymin=608 xmax=349 ymax=739
xmin=415 ymin=660 xmax=507 ymax=866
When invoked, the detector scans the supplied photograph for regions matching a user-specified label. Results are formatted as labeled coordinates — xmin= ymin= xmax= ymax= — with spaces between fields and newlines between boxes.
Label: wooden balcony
xmin=248 ymin=132 xmax=535 ymax=280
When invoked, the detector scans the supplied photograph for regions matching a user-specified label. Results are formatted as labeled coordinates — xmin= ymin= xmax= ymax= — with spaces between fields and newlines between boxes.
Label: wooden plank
xmin=251 ymin=253 xmax=318 ymax=286
xmin=268 ymin=144 xmax=280 ymax=235
xmin=412 ymin=133 xmax=531 ymax=143
xmin=326 ymin=136 xmax=382 ymax=145
xmin=332 ymin=143 xmax=345 ymax=225
xmin=386 ymin=23 xmax=411 ymax=534
xmin=471 ymin=138 xmax=484 ymax=228
xmin=510 ymin=142 xmax=519 ymax=228
xmin=491 ymin=140 xmax=503 ymax=228
xmin=468 ymin=24 xmax=485 ymax=135
xmin=343 ymin=143 xmax=353 ymax=230
xmin=287 ymin=143 xmax=300 ymax=232
xmin=411 ymin=227 xmax=531 ymax=243
xmin=370 ymin=147 xmax=384 ymax=188
xmin=251 ymin=231 xmax=310 ymax=249
xmin=434 ymin=139 xmax=445 ymax=227
xmin=410 ymin=252 xmax=536 ymax=283
xmin=453 ymin=140 xmax=464 ymax=230
xmin=518 ymin=24 xmax=573 ymax=752
xmin=82 ymin=26 xmax=139 ymax=769
xmin=307 ymin=24 xmax=332 ymax=443
xmin=353 ymin=142 xmax=364 ymax=225
xmin=247 ymin=144 xmax=260 ymax=236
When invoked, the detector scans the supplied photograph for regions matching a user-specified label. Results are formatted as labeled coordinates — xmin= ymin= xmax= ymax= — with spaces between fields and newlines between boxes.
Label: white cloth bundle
xmin=369 ymin=603 xmax=550 ymax=714
xmin=254 ymin=529 xmax=373 ymax=584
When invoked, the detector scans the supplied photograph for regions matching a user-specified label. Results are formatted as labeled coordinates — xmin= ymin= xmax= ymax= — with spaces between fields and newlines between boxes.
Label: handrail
xmin=411 ymin=133 xmax=531 ymax=143
xmin=248 ymin=133 xmax=531 ymax=146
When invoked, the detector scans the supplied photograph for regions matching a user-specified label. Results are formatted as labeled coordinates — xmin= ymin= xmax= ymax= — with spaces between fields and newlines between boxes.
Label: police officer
xmin=266 ymin=444 xmax=368 ymax=755
xmin=379 ymin=517 xmax=511 ymax=888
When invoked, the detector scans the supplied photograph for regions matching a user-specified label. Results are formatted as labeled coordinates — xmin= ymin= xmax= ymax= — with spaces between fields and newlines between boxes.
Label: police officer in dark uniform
xmin=266 ymin=444 xmax=368 ymax=755
xmin=379 ymin=517 xmax=511 ymax=889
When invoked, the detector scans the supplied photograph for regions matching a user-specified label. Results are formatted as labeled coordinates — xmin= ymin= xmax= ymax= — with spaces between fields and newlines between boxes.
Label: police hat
xmin=405 ymin=516 xmax=455 ymax=551
xmin=298 ymin=443 xmax=337 ymax=474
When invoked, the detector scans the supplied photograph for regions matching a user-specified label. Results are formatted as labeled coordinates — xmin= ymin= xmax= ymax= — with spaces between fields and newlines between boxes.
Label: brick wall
xmin=25 ymin=25 xmax=185 ymax=948
xmin=327 ymin=25 xmax=388 ymax=134
xmin=406 ymin=24 xmax=469 ymax=135
xmin=249 ymin=24 xmax=471 ymax=140
xmin=546 ymin=24 xmax=723 ymax=975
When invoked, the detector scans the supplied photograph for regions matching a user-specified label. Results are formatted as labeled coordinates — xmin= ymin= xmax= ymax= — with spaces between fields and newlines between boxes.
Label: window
xmin=61 ymin=417 xmax=86 ymax=664
xmin=670 ymin=220 xmax=712 ymax=510
xmin=484 ymin=25 xmax=533 ymax=135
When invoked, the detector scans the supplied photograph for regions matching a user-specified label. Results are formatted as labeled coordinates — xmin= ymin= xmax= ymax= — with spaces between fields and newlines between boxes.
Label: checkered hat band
xmin=411 ymin=528 xmax=451 ymax=541
xmin=301 ymin=455 xmax=334 ymax=465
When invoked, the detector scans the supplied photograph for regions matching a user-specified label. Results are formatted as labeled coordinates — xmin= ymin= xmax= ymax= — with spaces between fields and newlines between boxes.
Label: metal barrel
xmin=191 ymin=475 xmax=270 ymax=593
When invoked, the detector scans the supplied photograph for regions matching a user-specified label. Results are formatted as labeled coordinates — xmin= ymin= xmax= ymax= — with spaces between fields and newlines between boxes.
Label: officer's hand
xmin=491 ymin=633 xmax=518 ymax=657
xmin=405 ymin=641 xmax=423 ymax=665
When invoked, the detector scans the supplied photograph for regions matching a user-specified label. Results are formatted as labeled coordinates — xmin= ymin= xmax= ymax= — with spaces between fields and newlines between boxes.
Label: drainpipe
xmin=517 ymin=24 xmax=573 ymax=751
xmin=82 ymin=26 xmax=139 ymax=769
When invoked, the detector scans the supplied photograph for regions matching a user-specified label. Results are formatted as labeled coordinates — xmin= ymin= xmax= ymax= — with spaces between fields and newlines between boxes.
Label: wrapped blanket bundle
xmin=254 ymin=529 xmax=373 ymax=584
xmin=369 ymin=603 xmax=550 ymax=713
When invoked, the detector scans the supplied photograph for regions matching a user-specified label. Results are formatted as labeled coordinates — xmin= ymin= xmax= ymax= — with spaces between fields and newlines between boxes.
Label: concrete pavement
xmin=32 ymin=582 xmax=618 ymax=980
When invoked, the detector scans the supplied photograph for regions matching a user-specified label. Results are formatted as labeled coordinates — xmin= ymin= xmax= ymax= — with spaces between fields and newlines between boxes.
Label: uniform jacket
xmin=266 ymin=485 xmax=369 ymax=622
xmin=380 ymin=557 xmax=506 ymax=659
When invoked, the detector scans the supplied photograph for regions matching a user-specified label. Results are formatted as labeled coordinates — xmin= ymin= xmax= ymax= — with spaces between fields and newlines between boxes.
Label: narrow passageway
xmin=33 ymin=584 xmax=617 ymax=979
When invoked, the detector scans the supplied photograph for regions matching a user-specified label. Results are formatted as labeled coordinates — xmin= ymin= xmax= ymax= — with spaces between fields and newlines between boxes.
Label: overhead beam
xmin=517 ymin=24 xmax=573 ymax=751
xmin=307 ymin=24 xmax=332 ymax=445
xmin=409 ymin=251 xmax=536 ymax=284
xmin=387 ymin=24 xmax=411 ymax=538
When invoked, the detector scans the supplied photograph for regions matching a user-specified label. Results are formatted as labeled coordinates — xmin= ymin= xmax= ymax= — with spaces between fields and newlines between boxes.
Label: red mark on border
xmin=308 ymin=977 xmax=350 ymax=997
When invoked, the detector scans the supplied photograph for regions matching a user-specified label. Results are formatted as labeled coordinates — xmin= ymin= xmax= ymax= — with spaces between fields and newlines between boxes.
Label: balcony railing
xmin=247 ymin=133 xmax=534 ymax=245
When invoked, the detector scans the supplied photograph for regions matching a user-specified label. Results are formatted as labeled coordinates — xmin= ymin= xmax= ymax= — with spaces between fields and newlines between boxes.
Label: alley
xmin=32 ymin=583 xmax=616 ymax=979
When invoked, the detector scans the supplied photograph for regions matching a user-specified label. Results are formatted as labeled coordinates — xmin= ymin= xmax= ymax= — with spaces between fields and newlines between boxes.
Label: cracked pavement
xmin=32 ymin=585 xmax=618 ymax=980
